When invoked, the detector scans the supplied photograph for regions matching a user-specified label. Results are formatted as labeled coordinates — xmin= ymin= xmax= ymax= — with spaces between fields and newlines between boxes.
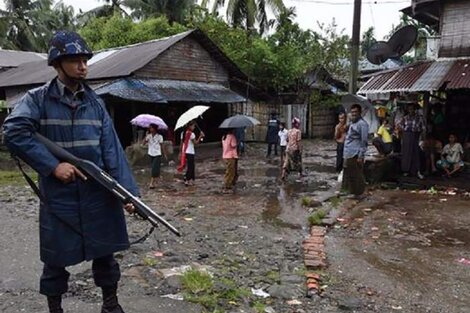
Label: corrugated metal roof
xmin=7 ymin=78 xmax=245 ymax=108
xmin=382 ymin=62 xmax=432 ymax=92
xmin=0 ymin=29 xmax=248 ymax=88
xmin=142 ymin=79 xmax=246 ymax=103
xmin=0 ymin=50 xmax=46 ymax=68
xmin=408 ymin=59 xmax=454 ymax=91
xmin=95 ymin=78 xmax=167 ymax=103
xmin=359 ymin=70 xmax=399 ymax=93
xmin=441 ymin=59 xmax=470 ymax=89
xmin=0 ymin=31 xmax=193 ymax=87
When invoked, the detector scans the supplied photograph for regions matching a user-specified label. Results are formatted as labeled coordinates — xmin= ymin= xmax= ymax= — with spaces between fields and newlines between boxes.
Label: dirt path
xmin=1 ymin=141 xmax=469 ymax=313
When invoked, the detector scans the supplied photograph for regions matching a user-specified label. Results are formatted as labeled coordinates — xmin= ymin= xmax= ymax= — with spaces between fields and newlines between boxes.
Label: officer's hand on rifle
xmin=53 ymin=162 xmax=87 ymax=183
xmin=124 ymin=203 xmax=135 ymax=214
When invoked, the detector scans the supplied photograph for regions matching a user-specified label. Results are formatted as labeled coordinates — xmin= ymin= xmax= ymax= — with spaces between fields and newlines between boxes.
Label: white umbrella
xmin=175 ymin=105 xmax=210 ymax=130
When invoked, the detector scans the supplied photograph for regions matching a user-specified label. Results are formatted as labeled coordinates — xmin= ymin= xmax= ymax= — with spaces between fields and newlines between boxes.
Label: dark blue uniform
xmin=266 ymin=118 xmax=279 ymax=156
xmin=3 ymin=78 xmax=139 ymax=296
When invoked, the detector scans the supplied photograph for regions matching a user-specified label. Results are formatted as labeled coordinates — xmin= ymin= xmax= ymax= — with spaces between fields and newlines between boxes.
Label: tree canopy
xmin=0 ymin=1 xmax=354 ymax=95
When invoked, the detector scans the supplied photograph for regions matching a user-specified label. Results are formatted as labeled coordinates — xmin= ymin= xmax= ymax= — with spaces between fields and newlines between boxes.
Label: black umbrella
xmin=219 ymin=114 xmax=260 ymax=128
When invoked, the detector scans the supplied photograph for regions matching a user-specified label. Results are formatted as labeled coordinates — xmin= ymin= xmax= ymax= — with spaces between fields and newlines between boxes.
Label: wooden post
xmin=349 ymin=0 xmax=362 ymax=94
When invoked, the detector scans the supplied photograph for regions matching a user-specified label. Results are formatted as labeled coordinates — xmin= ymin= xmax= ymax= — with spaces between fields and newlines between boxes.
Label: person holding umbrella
xmin=143 ymin=123 xmax=168 ymax=189
xmin=222 ymin=128 xmax=238 ymax=193
xmin=178 ymin=120 xmax=204 ymax=186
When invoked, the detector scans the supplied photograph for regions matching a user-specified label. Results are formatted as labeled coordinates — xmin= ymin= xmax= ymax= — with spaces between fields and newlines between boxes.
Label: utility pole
xmin=349 ymin=0 xmax=362 ymax=94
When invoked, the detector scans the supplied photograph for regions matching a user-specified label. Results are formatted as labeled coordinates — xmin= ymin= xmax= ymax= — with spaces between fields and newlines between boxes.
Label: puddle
xmin=261 ymin=186 xmax=311 ymax=230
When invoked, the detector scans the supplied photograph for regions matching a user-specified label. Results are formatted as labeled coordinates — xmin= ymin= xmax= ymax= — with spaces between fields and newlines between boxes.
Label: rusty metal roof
xmin=359 ymin=70 xmax=399 ymax=93
xmin=359 ymin=58 xmax=470 ymax=94
xmin=408 ymin=59 xmax=454 ymax=91
xmin=0 ymin=50 xmax=46 ymax=68
xmin=381 ymin=62 xmax=432 ymax=92
xmin=0 ymin=29 xmax=248 ymax=88
xmin=441 ymin=59 xmax=470 ymax=89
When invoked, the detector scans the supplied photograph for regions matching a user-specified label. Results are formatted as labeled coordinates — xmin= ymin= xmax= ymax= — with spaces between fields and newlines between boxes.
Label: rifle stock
xmin=35 ymin=132 xmax=181 ymax=237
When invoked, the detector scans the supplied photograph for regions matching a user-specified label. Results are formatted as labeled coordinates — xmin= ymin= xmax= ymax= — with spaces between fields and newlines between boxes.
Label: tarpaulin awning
xmin=142 ymin=79 xmax=246 ymax=103
xmin=95 ymin=78 xmax=167 ymax=103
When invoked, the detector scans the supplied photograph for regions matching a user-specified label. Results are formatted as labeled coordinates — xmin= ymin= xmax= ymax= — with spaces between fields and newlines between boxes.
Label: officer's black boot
xmin=101 ymin=284 xmax=125 ymax=313
xmin=47 ymin=296 xmax=63 ymax=313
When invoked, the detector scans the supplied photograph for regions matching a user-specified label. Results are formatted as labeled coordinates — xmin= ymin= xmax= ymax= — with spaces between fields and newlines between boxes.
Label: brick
xmin=305 ymin=272 xmax=321 ymax=280
xmin=305 ymin=259 xmax=327 ymax=268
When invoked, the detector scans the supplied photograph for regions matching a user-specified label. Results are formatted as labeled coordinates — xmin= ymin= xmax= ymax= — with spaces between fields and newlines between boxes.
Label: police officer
xmin=3 ymin=31 xmax=138 ymax=313
xmin=266 ymin=112 xmax=280 ymax=157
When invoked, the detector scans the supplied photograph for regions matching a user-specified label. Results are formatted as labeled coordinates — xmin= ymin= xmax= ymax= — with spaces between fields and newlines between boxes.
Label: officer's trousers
xmin=39 ymin=254 xmax=121 ymax=296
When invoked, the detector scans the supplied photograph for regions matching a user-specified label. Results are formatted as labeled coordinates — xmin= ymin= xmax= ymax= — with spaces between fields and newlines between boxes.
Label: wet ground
xmin=0 ymin=141 xmax=469 ymax=312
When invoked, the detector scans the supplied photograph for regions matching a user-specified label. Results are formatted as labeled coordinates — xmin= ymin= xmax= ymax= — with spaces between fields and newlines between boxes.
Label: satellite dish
xmin=366 ymin=25 xmax=418 ymax=65
xmin=387 ymin=25 xmax=418 ymax=58
xmin=367 ymin=41 xmax=393 ymax=65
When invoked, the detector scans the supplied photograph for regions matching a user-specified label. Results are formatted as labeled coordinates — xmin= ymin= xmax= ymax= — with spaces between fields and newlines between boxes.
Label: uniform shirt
xmin=146 ymin=133 xmax=163 ymax=157
xmin=344 ymin=118 xmax=369 ymax=159
xmin=278 ymin=129 xmax=288 ymax=146
xmin=442 ymin=143 xmax=463 ymax=163
xmin=376 ymin=125 xmax=392 ymax=143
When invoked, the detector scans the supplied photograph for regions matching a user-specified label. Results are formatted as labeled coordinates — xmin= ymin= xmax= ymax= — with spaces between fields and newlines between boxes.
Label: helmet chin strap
xmin=58 ymin=63 xmax=84 ymax=89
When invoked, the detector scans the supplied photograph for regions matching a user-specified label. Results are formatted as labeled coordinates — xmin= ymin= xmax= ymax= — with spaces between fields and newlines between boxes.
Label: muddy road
xmin=1 ymin=141 xmax=469 ymax=313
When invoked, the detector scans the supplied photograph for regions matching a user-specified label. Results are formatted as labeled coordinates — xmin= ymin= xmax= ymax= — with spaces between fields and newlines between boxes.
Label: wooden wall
xmin=439 ymin=0 xmax=470 ymax=58
xmin=135 ymin=37 xmax=230 ymax=84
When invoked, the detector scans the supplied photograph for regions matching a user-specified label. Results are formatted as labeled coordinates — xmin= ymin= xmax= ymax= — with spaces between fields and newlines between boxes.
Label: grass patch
xmin=182 ymin=268 xmax=213 ymax=294
xmin=266 ymin=270 xmax=280 ymax=283
xmin=0 ymin=170 xmax=34 ymax=186
xmin=308 ymin=209 xmax=326 ymax=226
xmin=329 ymin=196 xmax=341 ymax=208
xmin=142 ymin=256 xmax=158 ymax=267
xmin=301 ymin=196 xmax=312 ymax=206
xmin=182 ymin=269 xmax=250 ymax=312
xmin=252 ymin=300 xmax=266 ymax=313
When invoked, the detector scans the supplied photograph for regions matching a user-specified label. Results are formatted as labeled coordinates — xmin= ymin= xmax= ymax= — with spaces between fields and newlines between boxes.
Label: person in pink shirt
xmin=222 ymin=129 xmax=239 ymax=192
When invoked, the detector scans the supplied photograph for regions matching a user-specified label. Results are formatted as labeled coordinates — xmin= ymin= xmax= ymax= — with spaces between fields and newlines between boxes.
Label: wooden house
xmin=0 ymin=30 xmax=261 ymax=146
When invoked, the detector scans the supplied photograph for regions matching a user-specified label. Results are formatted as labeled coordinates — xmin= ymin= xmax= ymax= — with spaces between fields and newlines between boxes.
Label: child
xmin=334 ymin=112 xmax=347 ymax=172
xmin=437 ymin=133 xmax=464 ymax=177
xmin=143 ymin=123 xmax=167 ymax=189
xmin=278 ymin=122 xmax=288 ymax=166
xmin=372 ymin=118 xmax=393 ymax=157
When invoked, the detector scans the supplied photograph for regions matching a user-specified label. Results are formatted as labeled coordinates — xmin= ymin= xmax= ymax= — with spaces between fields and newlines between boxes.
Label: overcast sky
xmin=2 ymin=0 xmax=409 ymax=40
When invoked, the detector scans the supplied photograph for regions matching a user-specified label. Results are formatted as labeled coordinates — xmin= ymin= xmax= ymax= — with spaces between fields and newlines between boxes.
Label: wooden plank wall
xmin=135 ymin=38 xmax=230 ymax=83
xmin=439 ymin=0 xmax=470 ymax=58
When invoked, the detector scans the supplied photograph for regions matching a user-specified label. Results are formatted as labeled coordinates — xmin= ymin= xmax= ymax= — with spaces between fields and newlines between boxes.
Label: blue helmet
xmin=48 ymin=31 xmax=93 ymax=66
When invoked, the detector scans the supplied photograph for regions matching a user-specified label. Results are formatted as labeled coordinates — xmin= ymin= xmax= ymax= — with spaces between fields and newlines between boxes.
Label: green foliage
xmin=252 ymin=300 xmax=267 ymax=313
xmin=0 ymin=0 xmax=77 ymax=52
xmin=181 ymin=269 xmax=250 ymax=312
xmin=309 ymin=90 xmax=341 ymax=109
xmin=0 ymin=170 xmax=35 ymax=186
xmin=308 ymin=209 xmax=326 ymax=226
xmin=80 ymin=14 xmax=187 ymax=50
xmin=182 ymin=269 xmax=214 ymax=294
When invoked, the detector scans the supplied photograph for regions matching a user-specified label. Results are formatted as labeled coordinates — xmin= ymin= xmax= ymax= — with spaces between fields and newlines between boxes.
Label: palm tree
xmin=123 ymin=0 xmax=196 ymax=24
xmin=0 ymin=0 xmax=75 ymax=51
xmin=77 ymin=0 xmax=128 ymax=26
xmin=210 ymin=0 xmax=286 ymax=34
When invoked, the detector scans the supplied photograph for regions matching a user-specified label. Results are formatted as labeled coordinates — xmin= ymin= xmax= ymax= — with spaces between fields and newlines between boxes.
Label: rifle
xmin=34 ymin=132 xmax=181 ymax=237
